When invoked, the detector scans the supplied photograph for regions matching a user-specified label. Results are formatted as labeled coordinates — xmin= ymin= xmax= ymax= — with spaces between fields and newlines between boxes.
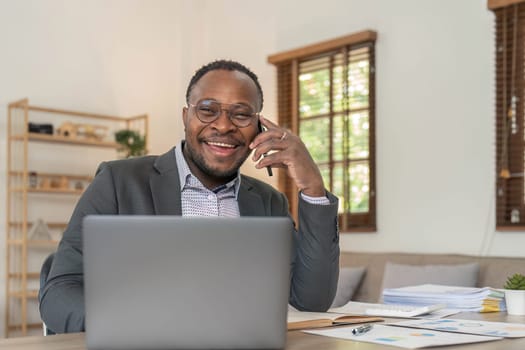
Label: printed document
xmin=304 ymin=324 xmax=502 ymax=349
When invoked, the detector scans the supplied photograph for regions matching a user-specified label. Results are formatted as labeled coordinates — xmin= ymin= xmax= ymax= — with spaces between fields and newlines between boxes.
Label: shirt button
xmin=207 ymin=194 xmax=215 ymax=201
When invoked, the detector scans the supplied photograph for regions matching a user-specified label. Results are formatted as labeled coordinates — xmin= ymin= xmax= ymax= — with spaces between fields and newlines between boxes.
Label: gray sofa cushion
xmin=381 ymin=262 xmax=479 ymax=291
xmin=330 ymin=266 xmax=366 ymax=308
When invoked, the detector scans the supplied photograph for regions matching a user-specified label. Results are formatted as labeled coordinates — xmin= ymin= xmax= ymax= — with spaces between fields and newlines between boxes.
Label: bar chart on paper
xmin=388 ymin=319 xmax=525 ymax=338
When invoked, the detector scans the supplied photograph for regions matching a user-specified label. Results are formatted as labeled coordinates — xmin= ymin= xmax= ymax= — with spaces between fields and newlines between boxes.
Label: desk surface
xmin=1 ymin=313 xmax=524 ymax=350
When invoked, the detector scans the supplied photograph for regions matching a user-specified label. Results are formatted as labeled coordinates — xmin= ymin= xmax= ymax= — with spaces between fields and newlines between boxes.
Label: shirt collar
xmin=174 ymin=141 xmax=241 ymax=198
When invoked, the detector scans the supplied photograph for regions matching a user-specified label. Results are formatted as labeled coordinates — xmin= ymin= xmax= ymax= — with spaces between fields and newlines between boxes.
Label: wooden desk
xmin=1 ymin=313 xmax=524 ymax=350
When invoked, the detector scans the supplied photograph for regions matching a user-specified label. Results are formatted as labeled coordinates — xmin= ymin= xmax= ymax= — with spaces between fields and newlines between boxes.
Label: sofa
xmin=334 ymin=251 xmax=525 ymax=306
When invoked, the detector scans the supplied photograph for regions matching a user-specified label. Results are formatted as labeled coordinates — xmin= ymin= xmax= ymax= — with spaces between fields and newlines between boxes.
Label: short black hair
xmin=185 ymin=59 xmax=264 ymax=111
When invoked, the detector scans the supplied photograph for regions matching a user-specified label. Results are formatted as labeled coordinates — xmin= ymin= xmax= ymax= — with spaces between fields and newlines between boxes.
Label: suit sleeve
xmin=39 ymin=163 xmax=118 ymax=333
xmin=288 ymin=191 xmax=340 ymax=312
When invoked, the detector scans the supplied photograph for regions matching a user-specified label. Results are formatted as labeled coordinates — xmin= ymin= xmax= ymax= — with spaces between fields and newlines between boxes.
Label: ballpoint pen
xmin=351 ymin=324 xmax=373 ymax=336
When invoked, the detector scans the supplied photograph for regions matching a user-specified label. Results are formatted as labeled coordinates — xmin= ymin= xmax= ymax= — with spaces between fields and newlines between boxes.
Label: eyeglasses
xmin=188 ymin=99 xmax=258 ymax=128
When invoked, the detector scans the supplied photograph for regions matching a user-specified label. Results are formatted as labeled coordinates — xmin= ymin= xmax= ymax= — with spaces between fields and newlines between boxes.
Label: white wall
xmin=1 ymin=0 xmax=524 ymax=337
xmin=0 ymin=0 xmax=187 ymax=337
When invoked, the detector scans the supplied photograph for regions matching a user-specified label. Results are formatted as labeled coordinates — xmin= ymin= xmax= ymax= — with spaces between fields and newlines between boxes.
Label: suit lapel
xmin=238 ymin=177 xmax=266 ymax=216
xmin=150 ymin=147 xmax=183 ymax=215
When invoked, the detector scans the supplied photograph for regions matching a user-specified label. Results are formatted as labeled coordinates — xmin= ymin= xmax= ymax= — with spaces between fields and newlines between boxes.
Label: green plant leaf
xmin=504 ymin=273 xmax=525 ymax=290
xmin=115 ymin=129 xmax=147 ymax=158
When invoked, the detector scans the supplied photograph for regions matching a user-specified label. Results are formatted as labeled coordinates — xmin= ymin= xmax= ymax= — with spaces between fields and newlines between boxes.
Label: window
xmin=490 ymin=0 xmax=525 ymax=228
xmin=268 ymin=31 xmax=377 ymax=231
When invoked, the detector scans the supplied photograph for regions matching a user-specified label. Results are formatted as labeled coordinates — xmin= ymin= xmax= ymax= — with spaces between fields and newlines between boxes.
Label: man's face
xmin=182 ymin=69 xmax=260 ymax=188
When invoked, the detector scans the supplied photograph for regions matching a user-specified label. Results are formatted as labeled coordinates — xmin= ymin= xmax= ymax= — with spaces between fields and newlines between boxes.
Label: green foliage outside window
xmin=299 ymin=58 xmax=371 ymax=214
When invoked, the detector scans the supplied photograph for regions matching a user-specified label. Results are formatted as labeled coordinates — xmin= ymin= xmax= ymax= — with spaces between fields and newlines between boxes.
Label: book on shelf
xmin=287 ymin=309 xmax=382 ymax=330
xmin=382 ymin=284 xmax=506 ymax=313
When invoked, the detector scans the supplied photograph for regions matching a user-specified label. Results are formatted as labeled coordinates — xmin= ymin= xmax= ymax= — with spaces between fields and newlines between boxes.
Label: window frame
xmin=268 ymin=30 xmax=377 ymax=232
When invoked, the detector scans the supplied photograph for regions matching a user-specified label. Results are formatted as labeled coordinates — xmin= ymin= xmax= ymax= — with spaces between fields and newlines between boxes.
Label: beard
xmin=184 ymin=139 xmax=250 ymax=180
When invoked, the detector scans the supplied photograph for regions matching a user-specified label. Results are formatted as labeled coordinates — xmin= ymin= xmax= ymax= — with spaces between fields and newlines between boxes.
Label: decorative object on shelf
xmin=29 ymin=171 xmax=38 ymax=188
xmin=503 ymin=273 xmax=525 ymax=316
xmin=57 ymin=121 xmax=108 ymax=141
xmin=56 ymin=121 xmax=77 ymax=138
xmin=76 ymin=123 xmax=108 ymax=141
xmin=28 ymin=122 xmax=53 ymax=135
xmin=50 ymin=177 xmax=61 ymax=189
xmin=28 ymin=218 xmax=53 ymax=241
xmin=59 ymin=176 xmax=69 ymax=189
xmin=39 ymin=177 xmax=51 ymax=190
xmin=46 ymin=176 xmax=70 ymax=190
xmin=115 ymin=129 xmax=147 ymax=158
xmin=75 ymin=181 xmax=84 ymax=191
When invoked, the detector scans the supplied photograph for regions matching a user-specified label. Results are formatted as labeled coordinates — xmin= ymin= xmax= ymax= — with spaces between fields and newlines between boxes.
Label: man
xmin=40 ymin=59 xmax=340 ymax=333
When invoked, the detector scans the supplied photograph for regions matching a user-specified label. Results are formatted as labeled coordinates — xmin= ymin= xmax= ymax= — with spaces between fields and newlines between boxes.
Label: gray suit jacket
xmin=40 ymin=147 xmax=340 ymax=333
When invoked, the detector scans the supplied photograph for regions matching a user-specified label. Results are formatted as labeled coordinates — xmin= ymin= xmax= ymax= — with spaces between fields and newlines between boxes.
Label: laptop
xmin=82 ymin=215 xmax=293 ymax=350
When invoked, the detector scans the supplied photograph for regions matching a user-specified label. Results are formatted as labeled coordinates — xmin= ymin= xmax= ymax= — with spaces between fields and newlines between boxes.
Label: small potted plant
xmin=115 ymin=129 xmax=147 ymax=158
xmin=503 ymin=273 xmax=525 ymax=316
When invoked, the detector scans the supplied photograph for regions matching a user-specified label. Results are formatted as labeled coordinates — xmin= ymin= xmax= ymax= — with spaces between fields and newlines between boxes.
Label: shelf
xmin=8 ymin=239 xmax=59 ymax=247
xmin=10 ymin=221 xmax=68 ymax=229
xmin=7 ymin=323 xmax=43 ymax=331
xmin=10 ymin=133 xmax=119 ymax=148
xmin=6 ymin=98 xmax=149 ymax=337
xmin=10 ymin=187 xmax=84 ymax=195
xmin=8 ymin=272 xmax=41 ymax=279
xmin=8 ymin=290 xmax=38 ymax=299
xmin=9 ymin=171 xmax=93 ymax=182
xmin=29 ymin=239 xmax=59 ymax=247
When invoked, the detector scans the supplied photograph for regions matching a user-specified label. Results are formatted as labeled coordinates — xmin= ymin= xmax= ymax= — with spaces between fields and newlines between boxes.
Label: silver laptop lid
xmin=83 ymin=216 xmax=293 ymax=350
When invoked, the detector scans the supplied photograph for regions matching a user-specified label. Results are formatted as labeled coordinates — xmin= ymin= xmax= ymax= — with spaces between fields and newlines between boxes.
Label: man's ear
xmin=182 ymin=106 xmax=188 ymax=128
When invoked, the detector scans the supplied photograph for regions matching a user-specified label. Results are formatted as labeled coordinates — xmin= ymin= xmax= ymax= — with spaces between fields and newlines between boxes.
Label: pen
xmin=351 ymin=324 xmax=373 ymax=336
xmin=265 ymin=159 xmax=273 ymax=176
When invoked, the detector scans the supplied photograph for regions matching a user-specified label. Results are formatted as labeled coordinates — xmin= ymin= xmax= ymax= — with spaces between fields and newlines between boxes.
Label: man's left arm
xmin=250 ymin=116 xmax=340 ymax=312
xmin=290 ymin=191 xmax=339 ymax=311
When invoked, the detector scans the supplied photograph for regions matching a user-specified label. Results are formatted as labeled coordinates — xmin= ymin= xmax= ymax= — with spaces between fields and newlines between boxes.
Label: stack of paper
xmin=382 ymin=284 xmax=506 ymax=312
xmin=329 ymin=301 xmax=459 ymax=319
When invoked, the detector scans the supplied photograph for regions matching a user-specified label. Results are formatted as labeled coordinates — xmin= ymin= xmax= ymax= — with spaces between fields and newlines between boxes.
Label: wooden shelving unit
xmin=5 ymin=98 xmax=148 ymax=337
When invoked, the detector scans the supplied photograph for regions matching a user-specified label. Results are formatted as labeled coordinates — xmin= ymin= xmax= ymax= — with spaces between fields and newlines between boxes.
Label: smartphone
xmin=257 ymin=120 xmax=273 ymax=176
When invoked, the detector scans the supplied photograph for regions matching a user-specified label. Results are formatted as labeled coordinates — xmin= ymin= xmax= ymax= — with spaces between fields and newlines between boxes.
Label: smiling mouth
xmin=205 ymin=141 xmax=238 ymax=149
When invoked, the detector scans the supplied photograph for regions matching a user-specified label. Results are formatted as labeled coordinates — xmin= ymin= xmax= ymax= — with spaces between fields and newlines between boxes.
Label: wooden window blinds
xmin=490 ymin=0 xmax=525 ymax=228
xmin=268 ymin=31 xmax=377 ymax=231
